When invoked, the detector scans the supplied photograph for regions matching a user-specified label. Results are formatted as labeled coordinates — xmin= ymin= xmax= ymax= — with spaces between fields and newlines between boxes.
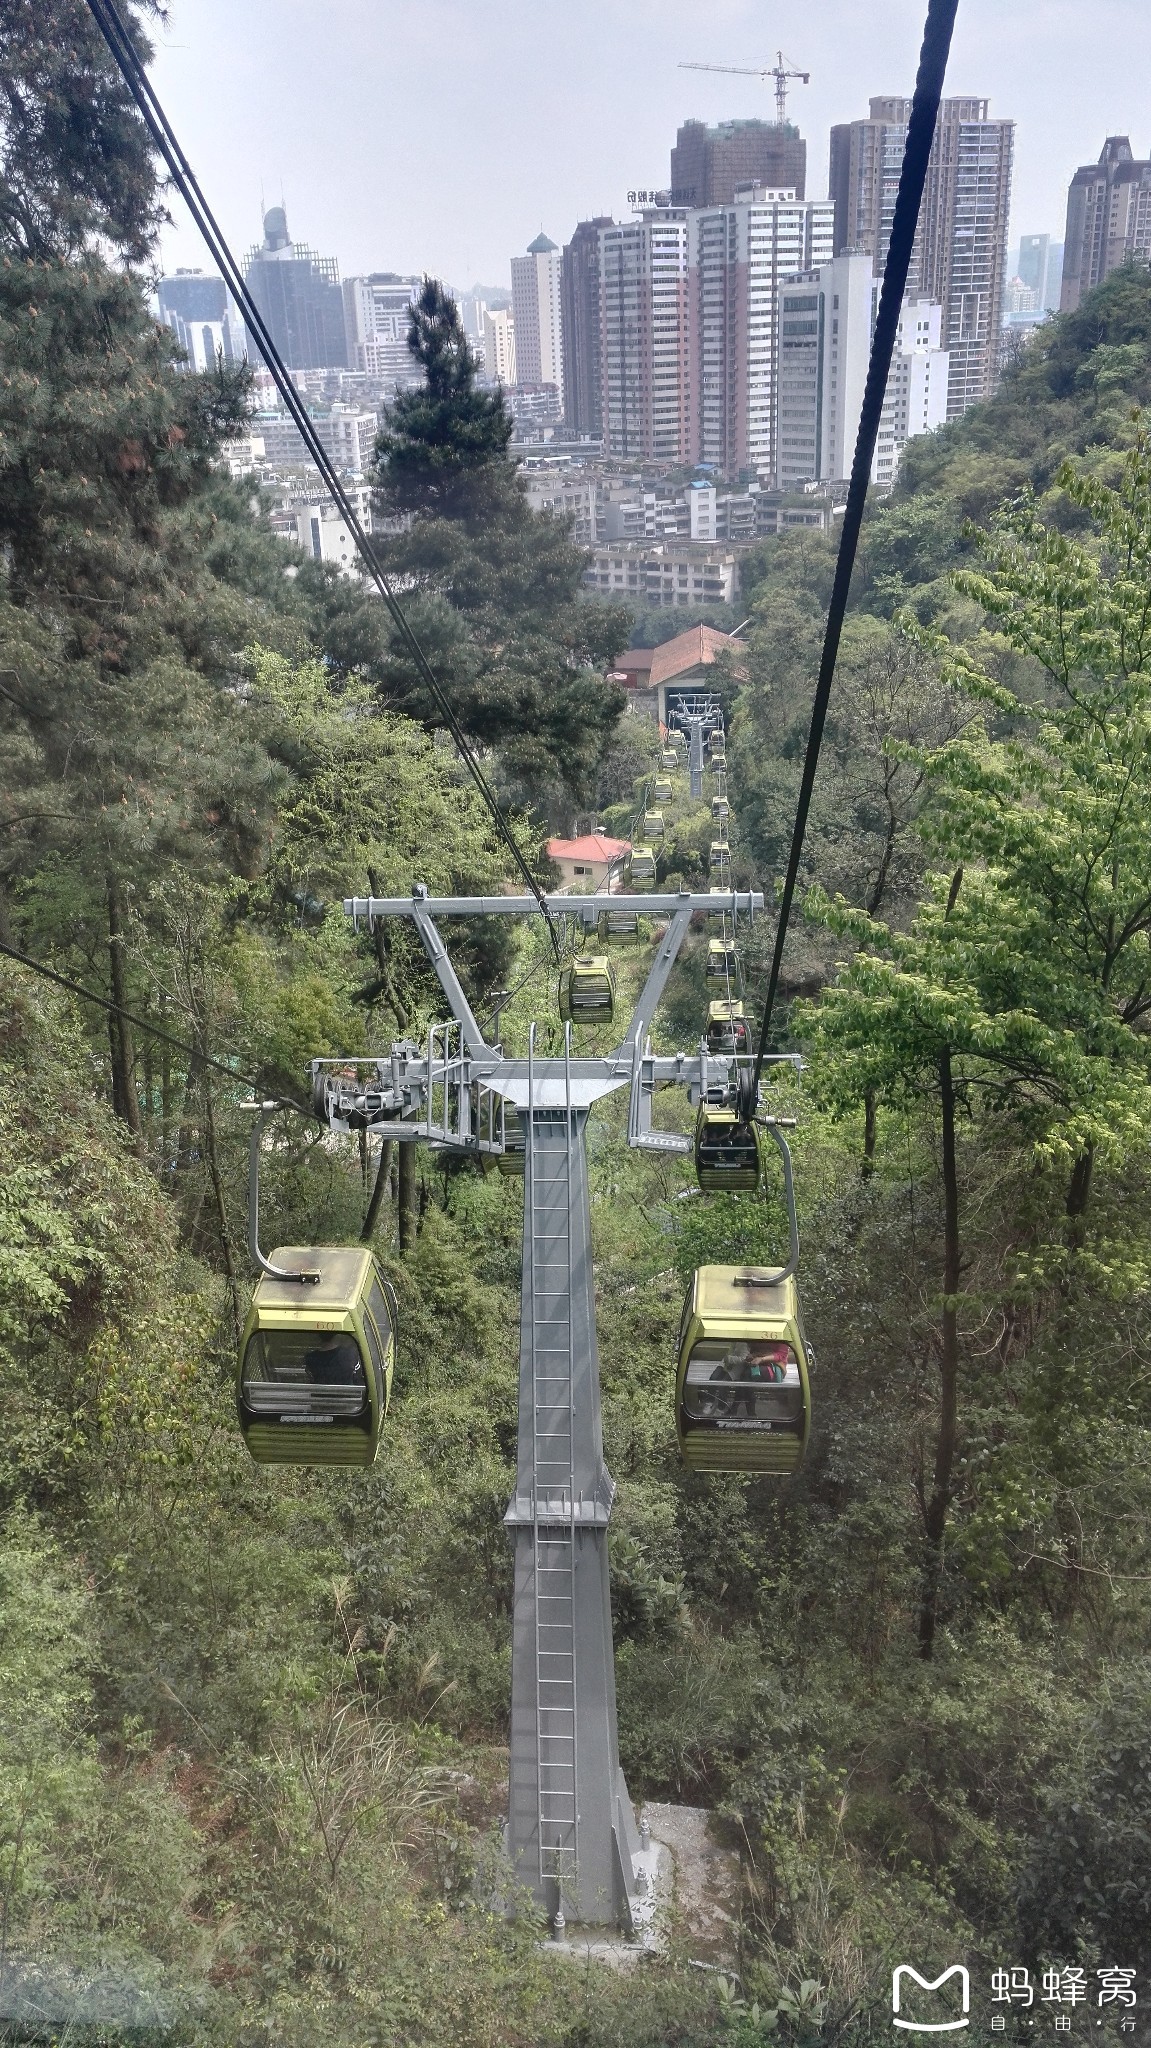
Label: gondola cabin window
xmin=682 ymin=1339 xmax=803 ymax=1430
xmin=242 ymin=1326 xmax=369 ymax=1420
xmin=366 ymin=1277 xmax=394 ymax=1349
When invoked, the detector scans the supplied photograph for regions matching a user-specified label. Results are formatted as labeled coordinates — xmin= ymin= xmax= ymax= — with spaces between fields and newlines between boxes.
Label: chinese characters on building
xmin=626 ymin=187 xmax=696 ymax=208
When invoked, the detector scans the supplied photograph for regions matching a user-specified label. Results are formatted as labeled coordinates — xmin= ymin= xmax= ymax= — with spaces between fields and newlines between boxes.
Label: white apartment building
xmin=510 ymin=232 xmax=563 ymax=387
xmin=875 ymin=297 xmax=949 ymax=486
xmin=822 ymin=252 xmax=875 ymax=483
xmin=341 ymin=274 xmax=422 ymax=388
xmin=270 ymin=484 xmax=375 ymax=574
xmin=599 ymin=210 xmax=691 ymax=463
xmin=776 ymin=258 xmax=948 ymax=489
xmin=584 ymin=541 xmax=740 ymax=609
xmin=689 ymin=187 xmax=835 ymax=483
xmin=482 ymin=305 xmax=517 ymax=385
xmin=521 ymin=470 xmax=600 ymax=545
xmin=252 ymin=404 xmax=378 ymax=475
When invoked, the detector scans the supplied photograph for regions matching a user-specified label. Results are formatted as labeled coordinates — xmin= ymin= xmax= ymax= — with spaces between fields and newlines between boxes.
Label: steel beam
xmin=345 ymin=888 xmax=763 ymax=922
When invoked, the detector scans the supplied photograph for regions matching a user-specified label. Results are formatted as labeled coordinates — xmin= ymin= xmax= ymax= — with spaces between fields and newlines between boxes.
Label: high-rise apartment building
xmin=688 ymin=187 xmax=834 ymax=481
xmin=157 ymin=270 xmax=239 ymax=371
xmin=776 ymin=253 xmax=874 ymax=488
xmin=561 ymin=218 xmax=614 ymax=436
xmin=1060 ymin=139 xmax=1151 ymax=313
xmin=776 ymin=259 xmax=948 ymax=490
xmin=1017 ymin=233 xmax=1063 ymax=311
xmin=243 ymin=207 xmax=348 ymax=370
xmin=478 ymin=306 xmax=516 ymax=386
xmin=341 ymin=273 xmax=421 ymax=388
xmin=600 ymin=210 xmax=691 ymax=463
xmin=671 ymin=119 xmax=806 ymax=206
xmin=829 ymin=97 xmax=1013 ymax=417
xmin=510 ymin=232 xmax=563 ymax=388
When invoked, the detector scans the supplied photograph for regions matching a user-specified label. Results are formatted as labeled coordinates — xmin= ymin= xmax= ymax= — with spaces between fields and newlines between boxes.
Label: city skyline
xmin=149 ymin=0 xmax=1151 ymax=293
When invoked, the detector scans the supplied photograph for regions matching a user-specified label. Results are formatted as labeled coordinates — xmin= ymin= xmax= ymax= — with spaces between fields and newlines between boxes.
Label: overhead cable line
xmin=0 ymin=937 xmax=302 ymax=1106
xmin=85 ymin=0 xmax=561 ymax=962
xmin=750 ymin=0 xmax=959 ymax=1093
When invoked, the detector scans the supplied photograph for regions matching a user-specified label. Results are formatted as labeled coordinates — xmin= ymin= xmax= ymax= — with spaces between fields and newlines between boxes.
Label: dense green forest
xmin=5 ymin=10 xmax=1151 ymax=2044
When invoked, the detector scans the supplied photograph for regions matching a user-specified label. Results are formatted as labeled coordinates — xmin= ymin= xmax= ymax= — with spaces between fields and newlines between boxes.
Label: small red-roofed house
xmin=546 ymin=832 xmax=631 ymax=893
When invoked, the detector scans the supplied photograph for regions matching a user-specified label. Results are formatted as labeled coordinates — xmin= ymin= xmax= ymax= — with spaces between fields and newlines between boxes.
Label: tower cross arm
xmin=345 ymin=889 xmax=764 ymax=922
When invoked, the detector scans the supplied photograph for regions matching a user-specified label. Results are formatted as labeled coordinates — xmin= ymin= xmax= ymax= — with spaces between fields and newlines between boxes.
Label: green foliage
xmin=0 ymin=1518 xmax=100 ymax=1950
xmin=0 ymin=0 xmax=162 ymax=262
xmin=304 ymin=277 xmax=634 ymax=791
xmin=1017 ymin=1663 xmax=1151 ymax=1967
xmin=375 ymin=277 xmax=515 ymax=519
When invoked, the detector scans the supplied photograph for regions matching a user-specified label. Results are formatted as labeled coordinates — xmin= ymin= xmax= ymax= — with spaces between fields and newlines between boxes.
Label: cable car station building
xmin=609 ymin=622 xmax=748 ymax=728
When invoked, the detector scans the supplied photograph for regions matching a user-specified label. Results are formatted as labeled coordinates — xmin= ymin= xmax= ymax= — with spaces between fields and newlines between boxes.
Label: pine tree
xmin=0 ymin=0 xmax=162 ymax=261
xmin=307 ymin=280 xmax=630 ymax=794
xmin=373 ymin=278 xmax=513 ymax=519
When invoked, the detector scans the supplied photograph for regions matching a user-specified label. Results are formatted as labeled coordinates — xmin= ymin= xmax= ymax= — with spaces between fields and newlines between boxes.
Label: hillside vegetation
xmin=5 ymin=14 xmax=1151 ymax=2043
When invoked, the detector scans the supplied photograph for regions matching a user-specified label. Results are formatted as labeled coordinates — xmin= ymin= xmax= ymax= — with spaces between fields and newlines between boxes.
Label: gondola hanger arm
xmin=242 ymin=1102 xmax=322 ymax=1282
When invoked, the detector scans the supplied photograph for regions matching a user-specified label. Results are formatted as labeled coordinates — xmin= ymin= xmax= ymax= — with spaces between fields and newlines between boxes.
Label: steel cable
xmin=749 ymin=0 xmax=960 ymax=1093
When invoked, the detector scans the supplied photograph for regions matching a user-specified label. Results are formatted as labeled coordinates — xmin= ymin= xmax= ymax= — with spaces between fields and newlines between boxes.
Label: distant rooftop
xmin=677 ymin=117 xmax=800 ymax=142
xmin=547 ymin=833 xmax=630 ymax=862
xmin=613 ymin=625 xmax=748 ymax=691
xmin=527 ymin=231 xmax=559 ymax=254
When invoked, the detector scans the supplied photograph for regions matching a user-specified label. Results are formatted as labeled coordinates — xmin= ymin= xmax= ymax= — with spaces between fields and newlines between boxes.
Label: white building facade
xmin=482 ymin=306 xmax=516 ymax=385
xmin=341 ymin=274 xmax=422 ymax=388
xmin=688 ymin=187 xmax=835 ymax=483
xmin=251 ymin=404 xmax=378 ymax=475
xmin=875 ymin=297 xmax=950 ymax=486
xmin=510 ymin=232 xmax=563 ymax=387
xmin=776 ymin=257 xmax=948 ymax=489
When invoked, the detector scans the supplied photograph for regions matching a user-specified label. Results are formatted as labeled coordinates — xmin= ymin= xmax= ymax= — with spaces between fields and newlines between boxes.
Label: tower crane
xmin=679 ymin=50 xmax=810 ymax=127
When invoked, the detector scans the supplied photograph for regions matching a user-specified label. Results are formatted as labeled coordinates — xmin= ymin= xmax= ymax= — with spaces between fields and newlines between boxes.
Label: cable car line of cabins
xmin=236 ymin=706 xmax=812 ymax=1482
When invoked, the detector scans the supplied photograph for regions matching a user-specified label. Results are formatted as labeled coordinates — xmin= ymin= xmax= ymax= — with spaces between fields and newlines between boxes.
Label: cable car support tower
xmin=315 ymin=884 xmax=789 ymax=1931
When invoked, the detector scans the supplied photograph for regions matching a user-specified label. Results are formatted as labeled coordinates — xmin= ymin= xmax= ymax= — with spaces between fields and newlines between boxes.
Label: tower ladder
xmin=527 ymin=1022 xmax=579 ymax=1900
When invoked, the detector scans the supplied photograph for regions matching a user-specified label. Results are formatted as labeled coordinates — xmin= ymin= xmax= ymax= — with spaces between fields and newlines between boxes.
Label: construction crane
xmin=679 ymin=50 xmax=810 ymax=127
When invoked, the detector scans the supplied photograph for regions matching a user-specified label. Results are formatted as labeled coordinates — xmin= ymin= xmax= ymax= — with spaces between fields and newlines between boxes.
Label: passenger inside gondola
xmin=305 ymin=1330 xmax=366 ymax=1384
xmin=242 ymin=1327 xmax=369 ymax=1414
xmin=682 ymin=1338 xmax=802 ymax=1429
xmin=706 ymin=1001 xmax=751 ymax=1055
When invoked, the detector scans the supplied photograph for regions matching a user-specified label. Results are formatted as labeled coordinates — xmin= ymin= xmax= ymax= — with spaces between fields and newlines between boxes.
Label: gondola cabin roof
xmin=695 ymin=1266 xmax=798 ymax=1328
xmin=251 ymin=1246 xmax=377 ymax=1324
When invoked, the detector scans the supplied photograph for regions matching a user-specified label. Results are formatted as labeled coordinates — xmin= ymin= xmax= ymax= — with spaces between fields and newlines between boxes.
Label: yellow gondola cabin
xmin=706 ymin=999 xmax=751 ymax=1056
xmin=694 ymin=1106 xmax=761 ymax=1190
xmin=675 ymin=1267 xmax=811 ymax=1474
xmin=238 ymin=1248 xmax=396 ymax=1467
xmin=558 ymin=955 xmax=616 ymax=1024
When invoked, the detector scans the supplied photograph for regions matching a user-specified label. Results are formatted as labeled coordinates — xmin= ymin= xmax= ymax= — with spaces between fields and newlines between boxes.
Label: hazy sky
xmin=151 ymin=0 xmax=1151 ymax=289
